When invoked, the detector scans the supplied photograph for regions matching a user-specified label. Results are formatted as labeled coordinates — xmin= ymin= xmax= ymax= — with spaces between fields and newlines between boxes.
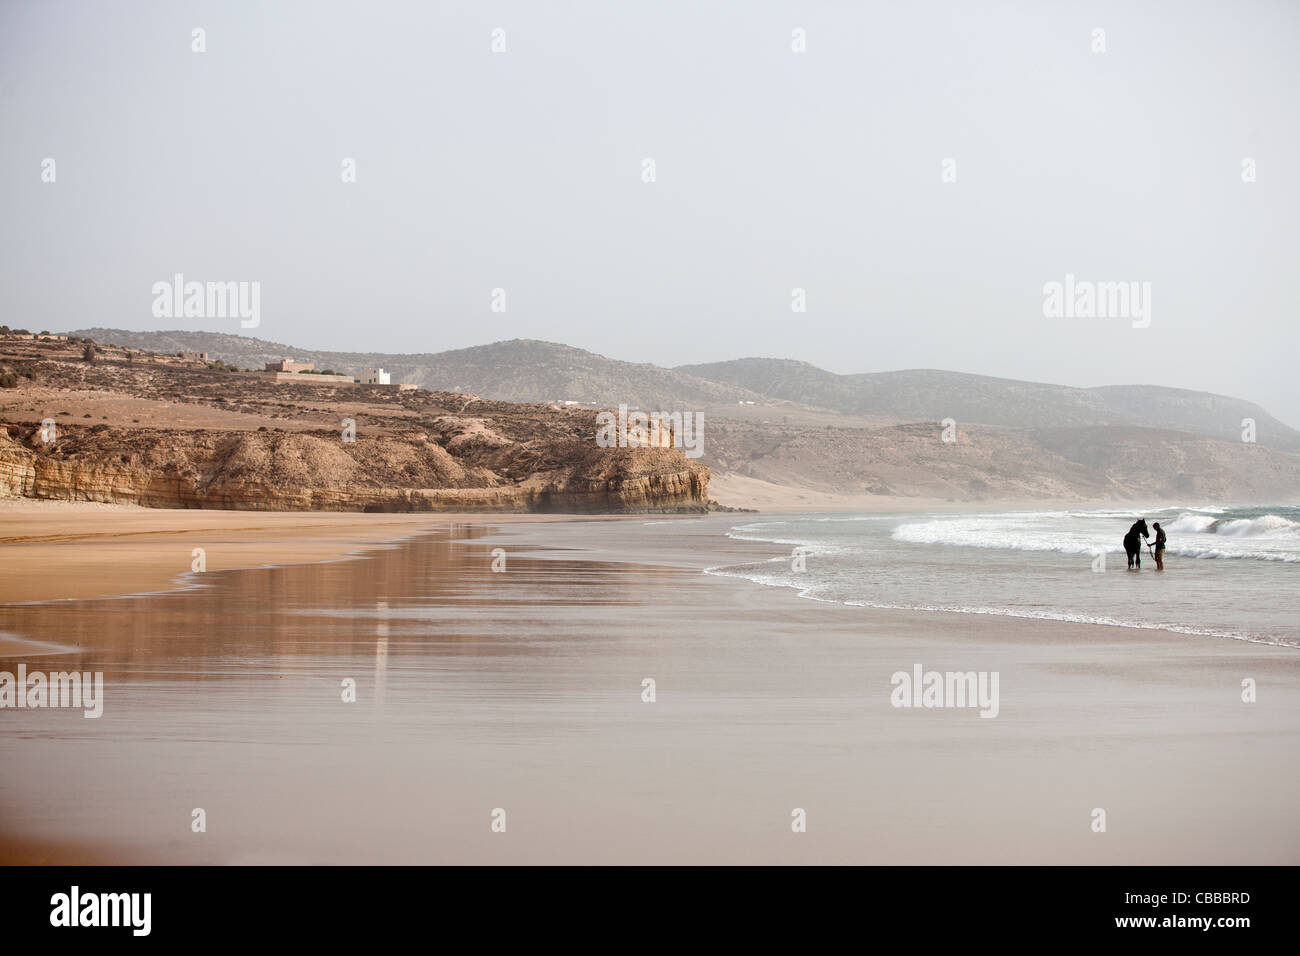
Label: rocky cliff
xmin=0 ymin=339 xmax=709 ymax=513
xmin=0 ymin=423 xmax=709 ymax=512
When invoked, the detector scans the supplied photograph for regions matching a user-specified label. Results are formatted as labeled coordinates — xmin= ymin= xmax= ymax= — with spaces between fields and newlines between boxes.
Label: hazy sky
xmin=3 ymin=1 xmax=1298 ymax=424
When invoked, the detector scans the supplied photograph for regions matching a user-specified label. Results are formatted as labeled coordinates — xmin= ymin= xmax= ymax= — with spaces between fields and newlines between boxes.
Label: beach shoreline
xmin=1 ymin=504 xmax=1297 ymax=864
xmin=6 ymin=495 xmax=1288 ymax=608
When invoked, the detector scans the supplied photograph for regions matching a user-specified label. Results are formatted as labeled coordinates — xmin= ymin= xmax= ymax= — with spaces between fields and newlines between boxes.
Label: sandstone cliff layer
xmin=0 ymin=424 xmax=710 ymax=513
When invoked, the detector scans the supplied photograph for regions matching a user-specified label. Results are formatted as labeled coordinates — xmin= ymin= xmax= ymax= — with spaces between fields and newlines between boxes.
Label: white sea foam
xmin=889 ymin=518 xmax=1116 ymax=554
xmin=890 ymin=512 xmax=1300 ymax=561
xmin=714 ymin=507 xmax=1300 ymax=647
xmin=701 ymin=563 xmax=1299 ymax=648
xmin=1212 ymin=514 xmax=1300 ymax=537
xmin=1166 ymin=514 xmax=1218 ymax=534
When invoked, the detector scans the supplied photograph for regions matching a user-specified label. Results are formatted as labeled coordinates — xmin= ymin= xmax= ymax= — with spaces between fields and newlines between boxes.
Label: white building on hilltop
xmin=358 ymin=367 xmax=390 ymax=385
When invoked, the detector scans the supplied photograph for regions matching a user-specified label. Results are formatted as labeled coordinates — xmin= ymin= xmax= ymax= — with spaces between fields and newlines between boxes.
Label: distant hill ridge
xmin=70 ymin=329 xmax=1300 ymax=452
xmin=71 ymin=330 xmax=767 ymax=411
xmin=677 ymin=357 xmax=1300 ymax=452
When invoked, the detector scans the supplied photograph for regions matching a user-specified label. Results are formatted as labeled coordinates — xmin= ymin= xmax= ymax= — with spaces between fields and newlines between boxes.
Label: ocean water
xmin=709 ymin=506 xmax=1300 ymax=647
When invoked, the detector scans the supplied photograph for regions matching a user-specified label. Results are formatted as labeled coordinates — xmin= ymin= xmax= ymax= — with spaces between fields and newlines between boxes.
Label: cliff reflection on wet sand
xmin=0 ymin=525 xmax=685 ymax=864
xmin=2 ymin=525 xmax=660 ymax=670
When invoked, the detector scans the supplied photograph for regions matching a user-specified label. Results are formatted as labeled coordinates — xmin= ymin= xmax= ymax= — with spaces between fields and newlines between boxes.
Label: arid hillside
xmin=703 ymin=418 xmax=1300 ymax=503
xmin=12 ymin=332 xmax=1300 ymax=508
xmin=74 ymin=329 xmax=1300 ymax=455
xmin=0 ymin=336 xmax=709 ymax=512
xmin=679 ymin=358 xmax=1300 ymax=453
xmin=71 ymin=329 xmax=773 ymax=410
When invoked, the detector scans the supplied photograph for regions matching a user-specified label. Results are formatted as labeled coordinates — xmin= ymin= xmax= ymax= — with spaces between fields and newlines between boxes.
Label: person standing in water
xmin=1151 ymin=521 xmax=1166 ymax=570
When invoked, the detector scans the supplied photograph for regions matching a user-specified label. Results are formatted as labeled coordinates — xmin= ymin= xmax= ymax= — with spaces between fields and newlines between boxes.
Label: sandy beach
xmin=1 ymin=503 xmax=1297 ymax=864
xmin=0 ymin=501 xmax=584 ymax=607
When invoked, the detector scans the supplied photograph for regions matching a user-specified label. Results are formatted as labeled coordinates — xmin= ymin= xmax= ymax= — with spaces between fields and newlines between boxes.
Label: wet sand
xmin=0 ymin=501 xmax=593 ymax=606
xmin=0 ymin=512 xmax=1297 ymax=864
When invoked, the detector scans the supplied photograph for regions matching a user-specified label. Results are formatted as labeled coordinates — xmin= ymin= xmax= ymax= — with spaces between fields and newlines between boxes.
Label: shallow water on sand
xmin=715 ymin=507 xmax=1300 ymax=647
xmin=1 ymin=519 xmax=1297 ymax=864
xmin=0 ymin=525 xmax=674 ymax=862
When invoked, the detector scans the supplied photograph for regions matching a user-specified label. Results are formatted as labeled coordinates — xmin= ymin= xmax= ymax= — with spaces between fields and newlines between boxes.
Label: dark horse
xmin=1123 ymin=519 xmax=1150 ymax=570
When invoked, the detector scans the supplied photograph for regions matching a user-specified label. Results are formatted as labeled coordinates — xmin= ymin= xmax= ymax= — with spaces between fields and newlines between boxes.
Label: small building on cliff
xmin=266 ymin=358 xmax=315 ymax=373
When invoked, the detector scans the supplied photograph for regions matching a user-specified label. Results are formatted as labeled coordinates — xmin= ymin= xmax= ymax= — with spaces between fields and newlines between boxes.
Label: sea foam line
xmin=701 ymin=562 xmax=1299 ymax=649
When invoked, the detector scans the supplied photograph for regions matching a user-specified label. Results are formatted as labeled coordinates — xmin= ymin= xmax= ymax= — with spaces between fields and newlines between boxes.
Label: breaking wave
xmin=1165 ymin=514 xmax=1300 ymax=538
xmin=891 ymin=510 xmax=1300 ymax=562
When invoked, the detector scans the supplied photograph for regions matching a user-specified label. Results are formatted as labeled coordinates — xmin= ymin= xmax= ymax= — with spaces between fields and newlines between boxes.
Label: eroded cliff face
xmin=0 ymin=424 xmax=710 ymax=513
